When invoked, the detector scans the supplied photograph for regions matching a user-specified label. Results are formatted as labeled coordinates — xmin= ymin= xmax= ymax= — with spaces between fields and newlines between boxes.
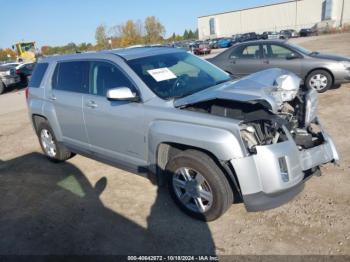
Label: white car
xmin=0 ymin=65 xmax=21 ymax=94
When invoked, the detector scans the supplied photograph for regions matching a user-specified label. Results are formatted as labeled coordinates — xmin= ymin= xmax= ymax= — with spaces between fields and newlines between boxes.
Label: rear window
xmin=29 ymin=63 xmax=48 ymax=88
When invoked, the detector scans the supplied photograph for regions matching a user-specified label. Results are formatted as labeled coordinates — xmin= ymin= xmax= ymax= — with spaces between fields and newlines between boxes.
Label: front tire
xmin=166 ymin=150 xmax=233 ymax=221
xmin=37 ymin=121 xmax=74 ymax=162
xmin=305 ymin=70 xmax=332 ymax=93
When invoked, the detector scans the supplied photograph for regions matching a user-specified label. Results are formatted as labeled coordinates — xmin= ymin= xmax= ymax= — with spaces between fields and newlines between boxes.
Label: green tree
xmin=183 ymin=30 xmax=189 ymax=40
xmin=188 ymin=30 xmax=194 ymax=39
xmin=194 ymin=29 xmax=199 ymax=39
xmin=119 ymin=20 xmax=143 ymax=47
xmin=0 ymin=48 xmax=17 ymax=61
xmin=144 ymin=16 xmax=165 ymax=44
xmin=95 ymin=24 xmax=108 ymax=50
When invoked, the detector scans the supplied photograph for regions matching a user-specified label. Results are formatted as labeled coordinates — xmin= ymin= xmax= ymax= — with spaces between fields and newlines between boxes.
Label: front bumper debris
xmin=231 ymin=125 xmax=339 ymax=212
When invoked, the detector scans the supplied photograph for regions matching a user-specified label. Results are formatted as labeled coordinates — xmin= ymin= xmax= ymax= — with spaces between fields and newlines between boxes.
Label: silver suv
xmin=27 ymin=47 xmax=339 ymax=221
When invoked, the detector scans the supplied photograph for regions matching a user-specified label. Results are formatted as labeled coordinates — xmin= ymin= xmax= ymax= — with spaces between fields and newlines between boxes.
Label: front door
xmin=261 ymin=44 xmax=302 ymax=77
xmin=82 ymin=60 xmax=146 ymax=170
xmin=228 ymin=44 xmax=265 ymax=77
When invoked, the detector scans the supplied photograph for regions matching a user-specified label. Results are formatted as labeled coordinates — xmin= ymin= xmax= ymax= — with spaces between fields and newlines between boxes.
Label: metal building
xmin=198 ymin=0 xmax=350 ymax=39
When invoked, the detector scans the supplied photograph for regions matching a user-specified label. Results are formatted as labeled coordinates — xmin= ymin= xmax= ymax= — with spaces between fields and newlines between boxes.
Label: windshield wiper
xmin=309 ymin=51 xmax=319 ymax=56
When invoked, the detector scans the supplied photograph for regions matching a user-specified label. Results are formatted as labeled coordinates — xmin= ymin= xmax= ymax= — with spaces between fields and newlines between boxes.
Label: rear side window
xmin=230 ymin=45 xmax=260 ymax=59
xmin=52 ymin=61 xmax=89 ymax=94
xmin=29 ymin=63 xmax=48 ymax=88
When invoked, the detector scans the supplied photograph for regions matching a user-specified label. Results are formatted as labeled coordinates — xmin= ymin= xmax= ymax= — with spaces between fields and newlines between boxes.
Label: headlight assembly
xmin=305 ymin=88 xmax=319 ymax=126
xmin=240 ymin=125 xmax=260 ymax=153
xmin=270 ymin=74 xmax=300 ymax=107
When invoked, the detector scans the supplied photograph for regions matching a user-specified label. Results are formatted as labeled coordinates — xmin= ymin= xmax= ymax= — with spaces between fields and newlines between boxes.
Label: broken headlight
xmin=305 ymin=88 xmax=318 ymax=127
xmin=240 ymin=125 xmax=260 ymax=154
xmin=270 ymin=74 xmax=300 ymax=106
xmin=240 ymin=121 xmax=288 ymax=154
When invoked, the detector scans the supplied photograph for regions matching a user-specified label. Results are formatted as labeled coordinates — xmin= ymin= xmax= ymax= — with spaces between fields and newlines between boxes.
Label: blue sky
xmin=0 ymin=0 xmax=284 ymax=48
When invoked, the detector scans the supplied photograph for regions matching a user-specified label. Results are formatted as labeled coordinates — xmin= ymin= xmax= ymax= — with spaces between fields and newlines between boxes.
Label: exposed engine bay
xmin=183 ymin=86 xmax=325 ymax=154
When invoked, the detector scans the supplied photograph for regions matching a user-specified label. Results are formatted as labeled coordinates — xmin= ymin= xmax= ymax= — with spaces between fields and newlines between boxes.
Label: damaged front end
xmin=176 ymin=69 xmax=339 ymax=211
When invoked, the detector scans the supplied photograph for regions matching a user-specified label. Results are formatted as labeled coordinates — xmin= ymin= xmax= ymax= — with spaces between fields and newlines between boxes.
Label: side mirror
xmin=106 ymin=87 xmax=139 ymax=102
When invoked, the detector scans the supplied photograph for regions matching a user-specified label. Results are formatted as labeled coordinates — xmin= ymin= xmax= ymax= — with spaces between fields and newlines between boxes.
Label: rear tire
xmin=36 ymin=121 xmax=74 ymax=162
xmin=0 ymin=81 xmax=4 ymax=95
xmin=305 ymin=70 xmax=332 ymax=93
xmin=166 ymin=150 xmax=233 ymax=221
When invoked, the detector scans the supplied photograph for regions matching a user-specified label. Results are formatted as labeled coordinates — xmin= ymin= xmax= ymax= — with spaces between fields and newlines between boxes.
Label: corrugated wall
xmin=198 ymin=0 xmax=349 ymax=39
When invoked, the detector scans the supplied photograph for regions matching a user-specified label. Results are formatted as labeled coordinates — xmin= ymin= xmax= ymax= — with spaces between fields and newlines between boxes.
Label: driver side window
xmin=265 ymin=44 xmax=296 ymax=59
xmin=90 ymin=61 xmax=134 ymax=96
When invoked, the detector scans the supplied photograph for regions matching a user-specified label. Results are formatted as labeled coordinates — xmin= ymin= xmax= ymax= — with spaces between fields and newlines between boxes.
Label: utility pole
xmin=340 ymin=0 xmax=345 ymax=27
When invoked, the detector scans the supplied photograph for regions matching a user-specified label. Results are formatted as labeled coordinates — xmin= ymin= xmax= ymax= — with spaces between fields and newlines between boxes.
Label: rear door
xmin=261 ymin=43 xmax=302 ymax=77
xmin=50 ymin=61 xmax=90 ymax=148
xmin=228 ymin=44 xmax=265 ymax=77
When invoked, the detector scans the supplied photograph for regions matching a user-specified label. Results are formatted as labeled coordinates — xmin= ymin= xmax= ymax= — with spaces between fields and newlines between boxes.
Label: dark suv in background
xmin=238 ymin=32 xmax=258 ymax=42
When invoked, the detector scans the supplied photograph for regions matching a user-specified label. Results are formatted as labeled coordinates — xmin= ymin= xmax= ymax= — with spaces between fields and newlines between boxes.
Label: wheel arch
xmin=32 ymin=114 xmax=48 ymax=133
xmin=155 ymin=142 xmax=243 ymax=202
xmin=305 ymin=67 xmax=334 ymax=86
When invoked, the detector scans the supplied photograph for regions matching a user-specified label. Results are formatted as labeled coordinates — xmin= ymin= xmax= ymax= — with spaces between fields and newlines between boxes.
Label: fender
xmin=147 ymin=120 xmax=245 ymax=174
xmin=41 ymin=101 xmax=64 ymax=141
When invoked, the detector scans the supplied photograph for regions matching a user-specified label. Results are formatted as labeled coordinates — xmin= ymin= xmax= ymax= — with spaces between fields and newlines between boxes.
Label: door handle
xmin=230 ymin=60 xmax=236 ymax=64
xmin=263 ymin=60 xmax=270 ymax=64
xmin=86 ymin=100 xmax=98 ymax=109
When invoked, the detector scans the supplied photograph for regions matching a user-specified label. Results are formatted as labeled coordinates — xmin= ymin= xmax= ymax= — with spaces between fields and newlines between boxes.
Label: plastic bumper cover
xmin=231 ymin=130 xmax=339 ymax=212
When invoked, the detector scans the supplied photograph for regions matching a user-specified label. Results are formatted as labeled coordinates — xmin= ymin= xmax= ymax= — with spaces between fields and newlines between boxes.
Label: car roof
xmin=39 ymin=47 xmax=185 ymax=63
xmin=235 ymin=39 xmax=287 ymax=45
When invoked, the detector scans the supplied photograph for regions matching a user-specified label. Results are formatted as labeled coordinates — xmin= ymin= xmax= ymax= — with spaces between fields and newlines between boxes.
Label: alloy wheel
xmin=309 ymin=74 xmax=328 ymax=91
xmin=172 ymin=167 xmax=213 ymax=213
xmin=40 ymin=129 xmax=57 ymax=157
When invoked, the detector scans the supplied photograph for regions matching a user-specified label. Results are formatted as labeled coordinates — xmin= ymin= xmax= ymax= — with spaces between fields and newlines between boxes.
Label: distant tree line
xmin=39 ymin=16 xmax=198 ymax=55
xmin=0 ymin=48 xmax=17 ymax=61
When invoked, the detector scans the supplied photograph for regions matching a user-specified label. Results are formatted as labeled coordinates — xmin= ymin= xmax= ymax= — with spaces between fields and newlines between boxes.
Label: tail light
xmin=25 ymin=87 xmax=29 ymax=100
xmin=16 ymin=69 xmax=21 ymax=75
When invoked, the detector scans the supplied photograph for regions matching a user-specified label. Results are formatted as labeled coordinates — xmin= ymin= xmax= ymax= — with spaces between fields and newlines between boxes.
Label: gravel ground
xmin=0 ymin=33 xmax=349 ymax=256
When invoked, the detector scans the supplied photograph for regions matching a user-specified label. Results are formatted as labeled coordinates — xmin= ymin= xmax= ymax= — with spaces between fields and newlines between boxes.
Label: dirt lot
xmin=0 ymin=33 xmax=349 ymax=256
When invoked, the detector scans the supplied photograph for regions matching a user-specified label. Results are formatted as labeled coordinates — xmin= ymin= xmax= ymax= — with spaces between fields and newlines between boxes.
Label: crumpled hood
xmin=174 ymin=68 xmax=301 ymax=113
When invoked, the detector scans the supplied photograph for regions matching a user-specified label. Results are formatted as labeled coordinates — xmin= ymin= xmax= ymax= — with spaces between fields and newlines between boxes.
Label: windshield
xmin=127 ymin=52 xmax=230 ymax=100
xmin=288 ymin=43 xmax=312 ymax=55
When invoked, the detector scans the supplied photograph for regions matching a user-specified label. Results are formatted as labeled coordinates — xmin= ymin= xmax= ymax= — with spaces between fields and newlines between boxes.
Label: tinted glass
xmin=90 ymin=61 xmax=133 ymax=96
xmin=29 ymin=63 xmax=48 ymax=88
xmin=127 ymin=52 xmax=230 ymax=100
xmin=264 ymin=44 xmax=295 ymax=59
xmin=231 ymin=45 xmax=260 ymax=59
xmin=53 ymin=61 xmax=89 ymax=93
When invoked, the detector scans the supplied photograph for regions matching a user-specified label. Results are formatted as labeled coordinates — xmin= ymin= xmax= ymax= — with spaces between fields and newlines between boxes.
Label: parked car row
xmin=208 ymin=39 xmax=350 ymax=93
xmin=0 ymin=61 xmax=35 ymax=94
xmin=202 ymin=27 xmax=318 ymax=50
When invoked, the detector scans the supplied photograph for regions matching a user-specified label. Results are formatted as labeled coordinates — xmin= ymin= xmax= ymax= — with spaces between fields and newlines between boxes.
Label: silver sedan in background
xmin=208 ymin=40 xmax=350 ymax=93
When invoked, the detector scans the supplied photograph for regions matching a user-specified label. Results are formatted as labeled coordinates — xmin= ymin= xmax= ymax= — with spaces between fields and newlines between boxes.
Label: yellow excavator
xmin=12 ymin=42 xmax=36 ymax=62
